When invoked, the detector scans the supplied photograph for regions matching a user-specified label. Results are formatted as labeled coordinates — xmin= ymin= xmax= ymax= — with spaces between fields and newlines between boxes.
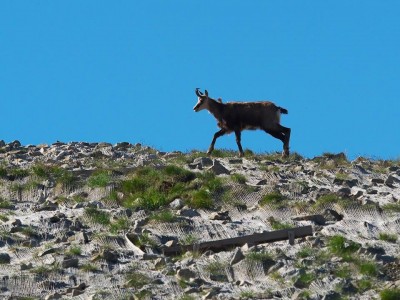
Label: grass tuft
xmin=380 ymin=288 xmax=400 ymax=300
xmin=259 ymin=191 xmax=285 ymax=207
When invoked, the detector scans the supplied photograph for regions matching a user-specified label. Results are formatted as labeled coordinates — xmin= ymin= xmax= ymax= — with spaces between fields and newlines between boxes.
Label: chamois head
xmin=193 ymin=88 xmax=211 ymax=112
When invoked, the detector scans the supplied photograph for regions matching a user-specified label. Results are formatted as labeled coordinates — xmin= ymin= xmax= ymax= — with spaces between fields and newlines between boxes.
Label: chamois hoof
xmin=282 ymin=150 xmax=290 ymax=158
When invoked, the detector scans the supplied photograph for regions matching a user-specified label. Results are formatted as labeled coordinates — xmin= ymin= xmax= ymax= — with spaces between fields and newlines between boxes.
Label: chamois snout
xmin=193 ymin=98 xmax=204 ymax=112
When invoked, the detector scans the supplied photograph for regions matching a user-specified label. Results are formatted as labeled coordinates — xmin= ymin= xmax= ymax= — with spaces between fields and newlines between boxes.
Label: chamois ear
xmin=205 ymin=90 xmax=209 ymax=97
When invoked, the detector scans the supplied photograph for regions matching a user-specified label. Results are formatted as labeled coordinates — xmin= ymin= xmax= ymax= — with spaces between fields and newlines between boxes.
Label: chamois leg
xmin=234 ymin=130 xmax=244 ymax=157
xmin=264 ymin=128 xmax=290 ymax=157
xmin=278 ymin=125 xmax=291 ymax=157
xmin=208 ymin=129 xmax=226 ymax=155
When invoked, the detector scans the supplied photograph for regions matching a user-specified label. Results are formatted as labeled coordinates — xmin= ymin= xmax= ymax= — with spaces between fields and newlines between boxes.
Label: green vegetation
xmin=80 ymin=263 xmax=99 ymax=272
xmin=313 ymin=152 xmax=349 ymax=169
xmin=335 ymin=172 xmax=350 ymax=181
xmin=110 ymin=217 xmax=131 ymax=233
xmin=356 ymin=277 xmax=373 ymax=292
xmin=268 ymin=217 xmax=293 ymax=230
xmin=294 ymin=271 xmax=316 ymax=288
xmin=119 ymin=165 xmax=196 ymax=210
xmin=134 ymin=232 xmax=159 ymax=248
xmin=180 ymin=233 xmax=199 ymax=246
xmin=189 ymin=189 xmax=213 ymax=209
xmin=358 ymin=260 xmax=378 ymax=277
xmin=30 ymin=265 xmax=61 ymax=277
xmin=197 ymin=171 xmax=224 ymax=193
xmin=9 ymin=168 xmax=30 ymax=179
xmin=84 ymin=207 xmax=111 ymax=226
xmin=53 ymin=168 xmax=77 ymax=187
xmin=125 ymin=271 xmax=151 ymax=289
xmin=20 ymin=226 xmax=38 ymax=238
xmin=87 ymin=170 xmax=112 ymax=188
xmin=32 ymin=163 xmax=51 ymax=178
xmin=382 ymin=203 xmax=400 ymax=213
xmin=378 ymin=232 xmax=398 ymax=243
xmin=313 ymin=193 xmax=352 ymax=210
xmin=334 ymin=265 xmax=353 ymax=278
xmin=32 ymin=164 xmax=78 ymax=186
xmin=296 ymin=246 xmax=315 ymax=259
xmin=0 ymin=167 xmax=7 ymax=178
xmin=246 ymin=251 xmax=274 ymax=263
xmin=179 ymin=295 xmax=196 ymax=300
xmin=149 ymin=210 xmax=177 ymax=223
xmin=0 ymin=214 xmax=9 ymax=222
xmin=230 ymin=173 xmax=247 ymax=184
xmin=239 ymin=290 xmax=256 ymax=299
xmin=380 ymin=288 xmax=400 ymax=300
xmin=66 ymin=246 xmax=82 ymax=256
xmin=0 ymin=198 xmax=12 ymax=209
xmin=205 ymin=261 xmax=228 ymax=282
xmin=245 ymin=250 xmax=275 ymax=272
xmin=328 ymin=235 xmax=360 ymax=258
xmin=259 ymin=191 xmax=285 ymax=207
xmin=209 ymin=149 xmax=237 ymax=158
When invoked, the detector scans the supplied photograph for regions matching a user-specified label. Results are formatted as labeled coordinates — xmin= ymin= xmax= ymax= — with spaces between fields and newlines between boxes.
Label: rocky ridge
xmin=0 ymin=140 xmax=399 ymax=299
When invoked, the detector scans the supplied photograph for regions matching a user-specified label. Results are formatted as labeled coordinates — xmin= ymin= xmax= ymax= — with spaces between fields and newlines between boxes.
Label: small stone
xmin=62 ymin=258 xmax=79 ymax=268
xmin=184 ymin=287 xmax=200 ymax=294
xmin=385 ymin=175 xmax=400 ymax=186
xmin=177 ymin=268 xmax=196 ymax=281
xmin=228 ymin=158 xmax=243 ymax=164
xmin=352 ymin=190 xmax=363 ymax=199
xmin=371 ymin=178 xmax=384 ymax=184
xmin=76 ymin=231 xmax=89 ymax=244
xmin=154 ymin=258 xmax=166 ymax=268
xmin=323 ymin=209 xmax=343 ymax=222
xmin=0 ymin=253 xmax=11 ymax=264
xmin=209 ymin=211 xmax=230 ymax=221
xmin=230 ymin=247 xmax=245 ymax=265
xmin=39 ymin=247 xmax=58 ymax=257
xmin=178 ymin=208 xmax=200 ymax=217
xmin=11 ymin=218 xmax=22 ymax=226
xmin=193 ymin=157 xmax=213 ymax=167
xmin=256 ymin=179 xmax=268 ymax=185
xmin=208 ymin=160 xmax=230 ymax=175
xmin=142 ymin=253 xmax=159 ymax=260
xmin=336 ymin=187 xmax=351 ymax=198
xmin=20 ymin=262 xmax=33 ymax=270
xmin=169 ymin=198 xmax=184 ymax=210
xmin=9 ymin=140 xmax=21 ymax=148
xmin=165 ymin=240 xmax=178 ymax=247
xmin=292 ymin=214 xmax=326 ymax=225
xmin=202 ymin=288 xmax=221 ymax=300
xmin=101 ymin=249 xmax=119 ymax=263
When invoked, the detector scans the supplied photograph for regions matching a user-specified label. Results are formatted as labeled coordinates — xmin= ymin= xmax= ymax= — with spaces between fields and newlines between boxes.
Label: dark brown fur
xmin=193 ymin=89 xmax=291 ymax=157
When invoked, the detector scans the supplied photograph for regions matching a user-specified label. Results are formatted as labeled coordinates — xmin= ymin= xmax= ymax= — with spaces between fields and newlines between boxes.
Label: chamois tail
xmin=278 ymin=107 xmax=288 ymax=114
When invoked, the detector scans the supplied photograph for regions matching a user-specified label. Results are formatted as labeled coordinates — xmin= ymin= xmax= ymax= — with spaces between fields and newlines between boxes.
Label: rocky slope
xmin=0 ymin=140 xmax=399 ymax=300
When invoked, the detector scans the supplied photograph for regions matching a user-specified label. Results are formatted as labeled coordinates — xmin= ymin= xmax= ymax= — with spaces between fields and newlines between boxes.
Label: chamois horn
xmin=195 ymin=88 xmax=203 ymax=97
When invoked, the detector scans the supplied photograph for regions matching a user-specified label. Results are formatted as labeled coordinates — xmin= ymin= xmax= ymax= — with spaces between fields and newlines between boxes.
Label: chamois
xmin=193 ymin=88 xmax=291 ymax=157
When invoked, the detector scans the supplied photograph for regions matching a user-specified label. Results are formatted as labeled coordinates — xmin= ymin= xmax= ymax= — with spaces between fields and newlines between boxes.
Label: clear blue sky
xmin=1 ymin=1 xmax=399 ymax=159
